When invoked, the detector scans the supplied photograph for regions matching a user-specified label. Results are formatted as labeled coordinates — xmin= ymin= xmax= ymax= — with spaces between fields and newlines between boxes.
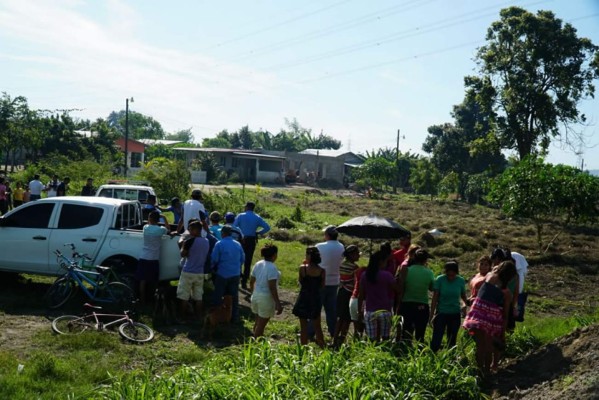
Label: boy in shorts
xmin=177 ymin=220 xmax=210 ymax=322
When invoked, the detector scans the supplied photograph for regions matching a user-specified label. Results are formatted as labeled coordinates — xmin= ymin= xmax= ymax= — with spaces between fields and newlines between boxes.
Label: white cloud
xmin=0 ymin=0 xmax=280 ymax=132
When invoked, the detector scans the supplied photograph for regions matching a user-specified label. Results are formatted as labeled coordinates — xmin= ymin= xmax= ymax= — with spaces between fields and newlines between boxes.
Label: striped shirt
xmin=339 ymin=260 xmax=358 ymax=293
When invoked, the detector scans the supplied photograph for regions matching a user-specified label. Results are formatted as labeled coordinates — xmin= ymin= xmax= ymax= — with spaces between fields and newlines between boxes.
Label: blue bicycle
xmin=45 ymin=249 xmax=135 ymax=310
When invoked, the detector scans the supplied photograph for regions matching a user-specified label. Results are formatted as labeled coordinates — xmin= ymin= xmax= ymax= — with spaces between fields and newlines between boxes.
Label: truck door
xmin=48 ymin=203 xmax=105 ymax=274
xmin=0 ymin=202 xmax=56 ymax=273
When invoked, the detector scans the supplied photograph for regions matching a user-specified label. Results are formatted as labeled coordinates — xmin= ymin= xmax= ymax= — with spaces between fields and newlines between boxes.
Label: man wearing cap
xmin=315 ymin=225 xmax=345 ymax=338
xmin=177 ymin=189 xmax=206 ymax=233
xmin=233 ymin=202 xmax=270 ymax=290
xmin=211 ymin=225 xmax=245 ymax=322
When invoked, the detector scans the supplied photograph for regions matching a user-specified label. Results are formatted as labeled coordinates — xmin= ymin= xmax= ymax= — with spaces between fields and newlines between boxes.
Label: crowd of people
xmin=131 ymin=187 xmax=530 ymax=378
xmin=0 ymin=174 xmax=96 ymax=216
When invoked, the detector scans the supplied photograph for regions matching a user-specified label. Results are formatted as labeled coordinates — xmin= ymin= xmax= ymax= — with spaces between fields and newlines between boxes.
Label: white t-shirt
xmin=251 ymin=260 xmax=280 ymax=295
xmin=316 ymin=240 xmax=345 ymax=286
xmin=29 ymin=179 xmax=45 ymax=196
xmin=181 ymin=199 xmax=206 ymax=230
xmin=511 ymin=251 xmax=529 ymax=292
xmin=46 ymin=180 xmax=59 ymax=197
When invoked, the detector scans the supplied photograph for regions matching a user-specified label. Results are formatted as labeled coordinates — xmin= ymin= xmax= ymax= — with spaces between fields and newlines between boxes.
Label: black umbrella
xmin=336 ymin=214 xmax=410 ymax=240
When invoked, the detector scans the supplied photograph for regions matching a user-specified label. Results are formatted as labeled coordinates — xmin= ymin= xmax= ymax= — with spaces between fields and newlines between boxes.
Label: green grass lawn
xmin=1 ymin=186 xmax=598 ymax=399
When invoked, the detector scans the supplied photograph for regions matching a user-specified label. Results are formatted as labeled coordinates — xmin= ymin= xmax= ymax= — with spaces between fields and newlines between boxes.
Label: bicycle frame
xmin=66 ymin=266 xmax=112 ymax=303
xmin=82 ymin=311 xmax=133 ymax=330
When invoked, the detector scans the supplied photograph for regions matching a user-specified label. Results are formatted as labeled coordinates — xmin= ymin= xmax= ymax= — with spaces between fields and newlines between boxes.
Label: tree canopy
xmin=468 ymin=7 xmax=599 ymax=159
xmin=107 ymin=110 xmax=166 ymax=140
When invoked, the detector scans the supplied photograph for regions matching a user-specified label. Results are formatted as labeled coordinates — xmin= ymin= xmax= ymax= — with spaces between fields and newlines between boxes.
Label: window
xmin=98 ymin=188 xmax=113 ymax=198
xmin=130 ymin=152 xmax=143 ymax=168
xmin=259 ymin=159 xmax=281 ymax=172
xmin=57 ymin=204 xmax=104 ymax=229
xmin=137 ymin=190 xmax=150 ymax=203
xmin=115 ymin=203 xmax=139 ymax=229
xmin=1 ymin=203 xmax=55 ymax=228
xmin=232 ymin=157 xmax=239 ymax=168
xmin=219 ymin=156 xmax=226 ymax=167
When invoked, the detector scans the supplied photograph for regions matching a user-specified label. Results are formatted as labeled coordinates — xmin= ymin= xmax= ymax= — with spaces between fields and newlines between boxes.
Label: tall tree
xmin=107 ymin=110 xmax=165 ymax=140
xmin=165 ymin=128 xmax=194 ymax=143
xmin=470 ymin=7 xmax=599 ymax=159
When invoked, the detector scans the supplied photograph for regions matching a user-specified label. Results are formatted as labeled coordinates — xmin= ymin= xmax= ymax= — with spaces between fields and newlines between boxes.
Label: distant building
xmin=173 ymin=147 xmax=286 ymax=184
xmin=285 ymin=149 xmax=364 ymax=185
xmin=114 ymin=137 xmax=147 ymax=176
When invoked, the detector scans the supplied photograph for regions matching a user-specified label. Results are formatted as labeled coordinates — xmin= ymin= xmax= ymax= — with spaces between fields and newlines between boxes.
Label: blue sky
xmin=1 ymin=0 xmax=598 ymax=168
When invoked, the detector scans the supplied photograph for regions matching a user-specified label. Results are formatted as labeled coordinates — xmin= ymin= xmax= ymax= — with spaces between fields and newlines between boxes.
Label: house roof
xmin=138 ymin=139 xmax=185 ymax=146
xmin=298 ymin=149 xmax=358 ymax=158
xmin=173 ymin=147 xmax=284 ymax=159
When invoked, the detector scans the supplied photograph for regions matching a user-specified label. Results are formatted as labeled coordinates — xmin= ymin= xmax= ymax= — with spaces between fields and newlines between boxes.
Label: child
xmin=430 ymin=261 xmax=468 ymax=352
xmin=358 ymin=251 xmax=398 ymax=342
xmin=177 ymin=220 xmax=210 ymax=321
xmin=209 ymin=211 xmax=223 ymax=239
xmin=13 ymin=182 xmax=24 ymax=208
xmin=333 ymin=244 xmax=360 ymax=348
xmin=292 ymin=246 xmax=325 ymax=347
xmin=249 ymin=244 xmax=282 ymax=338
xmin=136 ymin=211 xmax=175 ymax=305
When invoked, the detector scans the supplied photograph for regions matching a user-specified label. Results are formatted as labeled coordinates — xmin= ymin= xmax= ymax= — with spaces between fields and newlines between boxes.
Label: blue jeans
xmin=430 ymin=313 xmax=461 ymax=352
xmin=213 ymin=274 xmax=240 ymax=321
xmin=307 ymin=285 xmax=338 ymax=338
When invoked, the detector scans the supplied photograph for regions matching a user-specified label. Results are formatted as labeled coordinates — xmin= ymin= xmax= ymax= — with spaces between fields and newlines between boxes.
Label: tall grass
xmin=97 ymin=340 xmax=482 ymax=400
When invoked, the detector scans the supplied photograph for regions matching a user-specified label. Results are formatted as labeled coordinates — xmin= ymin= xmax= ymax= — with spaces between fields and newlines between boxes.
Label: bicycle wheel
xmin=103 ymin=282 xmax=136 ymax=309
xmin=118 ymin=321 xmax=154 ymax=343
xmin=52 ymin=315 xmax=93 ymax=335
xmin=46 ymin=277 xmax=75 ymax=309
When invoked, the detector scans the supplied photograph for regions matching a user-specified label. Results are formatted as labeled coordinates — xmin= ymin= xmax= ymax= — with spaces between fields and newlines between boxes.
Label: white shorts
xmin=349 ymin=297 xmax=359 ymax=321
xmin=177 ymin=272 xmax=206 ymax=301
xmin=251 ymin=292 xmax=275 ymax=319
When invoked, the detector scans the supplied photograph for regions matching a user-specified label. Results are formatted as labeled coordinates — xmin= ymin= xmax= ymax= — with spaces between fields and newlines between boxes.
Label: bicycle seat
xmin=83 ymin=303 xmax=102 ymax=310
xmin=94 ymin=265 xmax=111 ymax=274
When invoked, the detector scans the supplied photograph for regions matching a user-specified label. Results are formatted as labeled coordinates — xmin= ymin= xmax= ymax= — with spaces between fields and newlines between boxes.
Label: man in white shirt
xmin=315 ymin=225 xmax=345 ymax=337
xmin=28 ymin=174 xmax=45 ymax=201
xmin=177 ymin=189 xmax=206 ymax=233
xmin=511 ymin=251 xmax=529 ymax=322
xmin=46 ymin=175 xmax=60 ymax=198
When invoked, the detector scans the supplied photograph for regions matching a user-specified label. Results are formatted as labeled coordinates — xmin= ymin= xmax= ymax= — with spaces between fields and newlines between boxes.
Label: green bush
xmin=136 ymin=157 xmax=190 ymax=201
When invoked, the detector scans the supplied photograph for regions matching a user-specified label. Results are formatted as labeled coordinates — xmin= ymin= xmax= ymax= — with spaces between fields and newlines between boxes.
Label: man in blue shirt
xmin=211 ymin=225 xmax=245 ymax=322
xmin=233 ymin=202 xmax=271 ymax=289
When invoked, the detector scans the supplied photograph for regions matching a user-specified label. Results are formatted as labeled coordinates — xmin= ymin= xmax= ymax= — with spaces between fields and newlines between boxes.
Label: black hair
xmin=246 ymin=201 xmax=256 ymax=211
xmin=188 ymin=220 xmax=202 ymax=231
xmin=148 ymin=210 xmax=161 ymax=223
xmin=306 ymin=246 xmax=321 ymax=265
xmin=413 ymin=249 xmax=431 ymax=265
xmin=444 ymin=260 xmax=459 ymax=274
xmin=380 ymin=242 xmax=392 ymax=258
xmin=261 ymin=244 xmax=278 ymax=260
xmin=365 ymin=251 xmax=384 ymax=284
xmin=496 ymin=260 xmax=517 ymax=288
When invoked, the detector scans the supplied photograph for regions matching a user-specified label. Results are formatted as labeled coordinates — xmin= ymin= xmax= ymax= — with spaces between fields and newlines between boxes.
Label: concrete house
xmin=173 ymin=147 xmax=286 ymax=184
xmin=285 ymin=149 xmax=364 ymax=185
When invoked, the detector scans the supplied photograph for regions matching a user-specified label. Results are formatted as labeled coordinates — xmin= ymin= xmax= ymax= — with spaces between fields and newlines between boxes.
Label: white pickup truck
xmin=0 ymin=197 xmax=180 ymax=280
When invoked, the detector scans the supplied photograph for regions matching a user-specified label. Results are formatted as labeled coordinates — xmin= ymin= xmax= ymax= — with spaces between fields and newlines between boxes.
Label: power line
xmin=299 ymin=39 xmax=483 ymax=83
xmin=203 ymin=0 xmax=353 ymax=50
xmin=224 ymin=0 xmax=435 ymax=63
xmin=265 ymin=0 xmax=550 ymax=71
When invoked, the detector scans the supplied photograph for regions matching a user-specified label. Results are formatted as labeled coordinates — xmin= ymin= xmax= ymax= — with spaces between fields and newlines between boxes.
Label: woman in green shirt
xmin=430 ymin=261 xmax=468 ymax=352
xmin=397 ymin=249 xmax=434 ymax=343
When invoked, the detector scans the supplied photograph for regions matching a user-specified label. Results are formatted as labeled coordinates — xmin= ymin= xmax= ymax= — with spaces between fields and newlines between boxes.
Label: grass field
xmin=1 ymin=186 xmax=598 ymax=399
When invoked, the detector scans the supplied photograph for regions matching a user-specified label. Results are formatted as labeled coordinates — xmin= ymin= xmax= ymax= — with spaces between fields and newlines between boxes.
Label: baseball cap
xmin=343 ymin=244 xmax=360 ymax=257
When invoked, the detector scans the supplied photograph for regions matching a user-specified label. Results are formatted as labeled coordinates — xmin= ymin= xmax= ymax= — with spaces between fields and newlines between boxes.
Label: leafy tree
xmin=422 ymin=94 xmax=506 ymax=199
xmin=145 ymin=144 xmax=175 ymax=161
xmin=238 ymin=125 xmax=254 ymax=149
xmin=165 ymin=128 xmax=194 ymax=143
xmin=136 ymin=157 xmax=191 ymax=201
xmin=438 ymin=172 xmax=460 ymax=198
xmin=409 ymin=159 xmax=441 ymax=200
xmin=469 ymin=7 xmax=599 ymax=159
xmin=107 ymin=110 xmax=165 ymax=140
xmin=353 ymin=156 xmax=394 ymax=191
xmin=489 ymin=156 xmax=599 ymax=251
xmin=203 ymin=130 xmax=233 ymax=148
xmin=364 ymin=147 xmax=420 ymax=191
xmin=0 ymin=93 xmax=32 ymax=171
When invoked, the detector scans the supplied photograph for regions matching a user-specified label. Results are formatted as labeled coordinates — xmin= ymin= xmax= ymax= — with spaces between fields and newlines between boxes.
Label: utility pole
xmin=393 ymin=129 xmax=400 ymax=193
xmin=124 ymin=97 xmax=134 ymax=177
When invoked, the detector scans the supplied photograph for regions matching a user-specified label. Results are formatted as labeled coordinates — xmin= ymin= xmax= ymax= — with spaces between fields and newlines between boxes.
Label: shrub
xmin=275 ymin=217 xmax=296 ymax=230
xmin=291 ymin=204 xmax=304 ymax=222
xmin=268 ymin=229 xmax=294 ymax=242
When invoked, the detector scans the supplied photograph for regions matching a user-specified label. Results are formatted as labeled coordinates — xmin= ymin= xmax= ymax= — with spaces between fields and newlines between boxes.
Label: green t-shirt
xmin=402 ymin=264 xmax=435 ymax=304
xmin=433 ymin=274 xmax=466 ymax=315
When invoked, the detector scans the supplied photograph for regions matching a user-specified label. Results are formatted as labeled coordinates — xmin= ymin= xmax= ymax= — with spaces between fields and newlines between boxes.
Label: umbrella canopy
xmin=336 ymin=214 xmax=410 ymax=240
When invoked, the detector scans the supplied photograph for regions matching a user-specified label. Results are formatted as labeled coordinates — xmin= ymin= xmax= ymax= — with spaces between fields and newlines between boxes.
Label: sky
xmin=1 ymin=0 xmax=598 ymax=168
